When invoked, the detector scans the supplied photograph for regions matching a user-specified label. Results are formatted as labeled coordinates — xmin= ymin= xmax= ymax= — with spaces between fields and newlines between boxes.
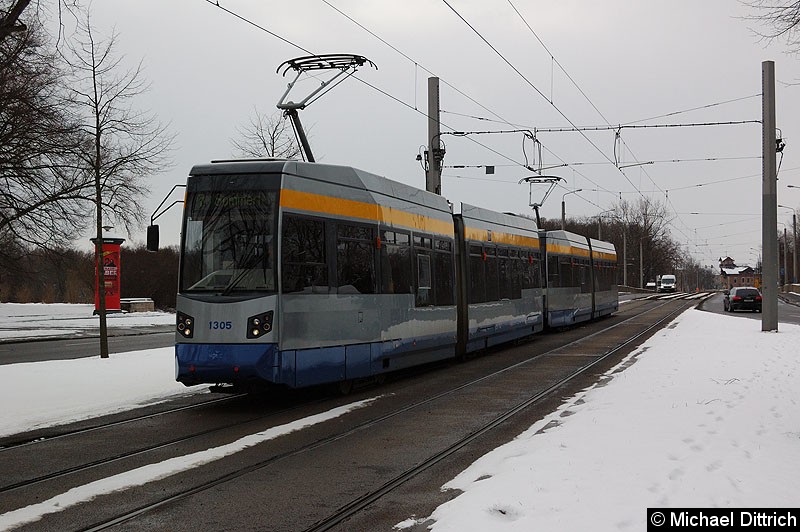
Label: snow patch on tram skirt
xmin=0 ymin=397 xmax=379 ymax=530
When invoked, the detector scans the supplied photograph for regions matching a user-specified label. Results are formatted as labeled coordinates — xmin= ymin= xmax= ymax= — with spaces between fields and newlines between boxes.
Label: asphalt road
xmin=0 ymin=329 xmax=175 ymax=365
xmin=700 ymin=292 xmax=800 ymax=325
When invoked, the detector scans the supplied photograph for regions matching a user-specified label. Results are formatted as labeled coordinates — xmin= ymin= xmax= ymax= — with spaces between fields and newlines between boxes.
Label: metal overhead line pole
xmin=639 ymin=238 xmax=644 ymax=289
xmin=561 ymin=189 xmax=582 ymax=230
xmin=784 ymin=227 xmax=789 ymax=285
xmin=762 ymin=61 xmax=778 ymax=331
xmin=794 ymin=213 xmax=798 ymax=284
xmin=426 ymin=77 xmax=443 ymax=195
xmin=623 ymin=229 xmax=627 ymax=287
xmin=781 ymin=206 xmax=798 ymax=284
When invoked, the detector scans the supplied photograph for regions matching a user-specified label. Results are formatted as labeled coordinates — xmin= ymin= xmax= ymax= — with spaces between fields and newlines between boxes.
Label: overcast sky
xmin=66 ymin=1 xmax=800 ymax=269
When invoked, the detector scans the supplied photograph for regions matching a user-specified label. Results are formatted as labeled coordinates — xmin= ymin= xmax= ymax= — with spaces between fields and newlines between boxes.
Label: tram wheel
xmin=336 ymin=379 xmax=354 ymax=395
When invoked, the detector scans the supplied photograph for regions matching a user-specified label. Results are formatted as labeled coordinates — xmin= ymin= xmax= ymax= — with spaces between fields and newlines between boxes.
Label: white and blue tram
xmin=172 ymin=159 xmax=618 ymax=390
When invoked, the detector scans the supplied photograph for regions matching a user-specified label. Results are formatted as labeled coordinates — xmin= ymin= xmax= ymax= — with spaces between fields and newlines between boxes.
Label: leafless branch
xmin=231 ymin=108 xmax=302 ymax=159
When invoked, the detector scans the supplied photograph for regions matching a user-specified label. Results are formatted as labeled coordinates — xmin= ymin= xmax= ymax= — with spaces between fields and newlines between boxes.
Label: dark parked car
xmin=723 ymin=287 xmax=762 ymax=313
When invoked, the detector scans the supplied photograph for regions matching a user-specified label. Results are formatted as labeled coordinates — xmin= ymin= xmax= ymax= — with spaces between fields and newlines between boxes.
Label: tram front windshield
xmin=180 ymin=190 xmax=278 ymax=294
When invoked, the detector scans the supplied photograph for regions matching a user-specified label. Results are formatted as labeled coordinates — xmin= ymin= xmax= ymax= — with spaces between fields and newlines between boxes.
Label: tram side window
xmin=559 ymin=257 xmax=575 ymax=288
xmin=578 ymin=259 xmax=591 ymax=293
xmin=336 ymin=224 xmax=376 ymax=294
xmin=434 ymin=239 xmax=455 ymax=306
xmin=521 ymin=252 xmax=533 ymax=290
xmin=532 ymin=253 xmax=542 ymax=289
xmin=511 ymin=253 xmax=522 ymax=299
xmin=498 ymin=248 xmax=512 ymax=300
xmin=593 ymin=261 xmax=601 ymax=291
xmin=282 ymin=216 xmax=329 ymax=294
xmin=468 ymin=244 xmax=485 ymax=304
xmin=597 ymin=262 xmax=615 ymax=291
xmin=485 ymin=246 xmax=499 ymax=301
xmin=594 ymin=261 xmax=606 ymax=291
xmin=380 ymin=231 xmax=412 ymax=294
xmin=412 ymin=233 xmax=434 ymax=306
xmin=547 ymin=255 xmax=560 ymax=288
xmin=416 ymin=252 xmax=432 ymax=306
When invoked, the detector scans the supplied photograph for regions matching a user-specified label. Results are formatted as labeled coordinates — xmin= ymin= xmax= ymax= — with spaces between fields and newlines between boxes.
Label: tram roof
xmin=191 ymin=158 xmax=293 ymax=175
xmin=189 ymin=159 xmax=455 ymax=236
xmin=189 ymin=159 xmax=451 ymax=213
xmin=459 ymin=203 xmax=539 ymax=233
xmin=589 ymin=238 xmax=616 ymax=255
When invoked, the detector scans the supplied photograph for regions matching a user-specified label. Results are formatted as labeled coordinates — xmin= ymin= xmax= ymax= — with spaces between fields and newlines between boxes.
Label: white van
xmin=658 ymin=274 xmax=677 ymax=293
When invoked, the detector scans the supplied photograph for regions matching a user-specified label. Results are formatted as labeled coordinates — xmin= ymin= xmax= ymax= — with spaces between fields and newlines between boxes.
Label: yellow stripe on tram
xmin=547 ymin=242 xmax=591 ymax=258
xmin=463 ymin=226 xmax=540 ymax=249
xmin=279 ymin=188 xmax=454 ymax=236
xmin=593 ymin=251 xmax=618 ymax=262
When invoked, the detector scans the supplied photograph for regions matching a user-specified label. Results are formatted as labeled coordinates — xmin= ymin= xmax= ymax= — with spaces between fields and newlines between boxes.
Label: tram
xmin=169 ymin=159 xmax=618 ymax=391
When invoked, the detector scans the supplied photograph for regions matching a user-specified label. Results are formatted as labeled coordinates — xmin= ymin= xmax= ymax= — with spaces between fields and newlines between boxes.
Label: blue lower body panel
xmin=548 ymin=306 xmax=593 ymax=328
xmin=466 ymin=314 xmax=543 ymax=354
xmin=176 ymin=343 xmax=283 ymax=387
xmin=594 ymin=301 xmax=618 ymax=318
xmin=176 ymin=332 xmax=456 ymax=389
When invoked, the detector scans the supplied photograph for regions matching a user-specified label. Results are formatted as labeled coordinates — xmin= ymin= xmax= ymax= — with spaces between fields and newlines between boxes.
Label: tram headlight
xmin=246 ymin=311 xmax=274 ymax=339
xmin=177 ymin=312 xmax=195 ymax=338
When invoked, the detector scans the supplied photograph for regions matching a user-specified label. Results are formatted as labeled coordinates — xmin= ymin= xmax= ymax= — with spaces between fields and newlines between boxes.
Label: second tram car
xmin=171 ymin=159 xmax=617 ymax=391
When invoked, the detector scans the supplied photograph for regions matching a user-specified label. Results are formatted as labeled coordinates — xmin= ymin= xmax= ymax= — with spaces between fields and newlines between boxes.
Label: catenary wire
xmin=202 ymin=0 xmax=530 ymax=170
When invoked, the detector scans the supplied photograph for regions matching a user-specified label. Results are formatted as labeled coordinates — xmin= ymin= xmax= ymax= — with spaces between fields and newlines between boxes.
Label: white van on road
xmin=658 ymin=274 xmax=677 ymax=293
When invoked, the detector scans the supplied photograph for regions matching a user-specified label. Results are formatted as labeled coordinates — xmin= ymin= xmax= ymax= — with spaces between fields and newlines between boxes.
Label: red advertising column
xmin=91 ymin=237 xmax=125 ymax=313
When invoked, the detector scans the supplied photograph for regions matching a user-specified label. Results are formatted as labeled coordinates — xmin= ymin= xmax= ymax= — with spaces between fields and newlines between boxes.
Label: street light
xmin=593 ymin=209 xmax=614 ymax=239
xmin=749 ymin=247 xmax=762 ymax=275
xmin=778 ymin=204 xmax=797 ymax=284
xmin=601 ymin=211 xmax=629 ymax=287
xmin=777 ymin=221 xmax=789 ymax=286
xmin=561 ymin=189 xmax=582 ymax=230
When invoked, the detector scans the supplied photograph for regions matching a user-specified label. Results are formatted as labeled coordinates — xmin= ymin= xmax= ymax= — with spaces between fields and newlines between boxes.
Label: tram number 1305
xmin=209 ymin=321 xmax=233 ymax=330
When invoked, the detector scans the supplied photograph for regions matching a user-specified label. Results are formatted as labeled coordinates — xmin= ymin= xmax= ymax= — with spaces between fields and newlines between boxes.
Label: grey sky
xmin=77 ymin=0 xmax=800 ymax=269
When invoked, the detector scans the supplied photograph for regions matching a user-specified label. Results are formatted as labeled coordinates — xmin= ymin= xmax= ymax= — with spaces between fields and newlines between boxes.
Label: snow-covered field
xmin=1 ymin=302 xmax=798 ymax=531
xmin=0 ymin=302 xmax=174 ymax=341
xmin=416 ymin=308 xmax=800 ymax=531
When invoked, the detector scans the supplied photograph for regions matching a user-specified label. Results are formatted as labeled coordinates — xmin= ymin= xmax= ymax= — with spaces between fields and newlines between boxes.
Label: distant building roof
xmin=721 ymin=266 xmax=753 ymax=275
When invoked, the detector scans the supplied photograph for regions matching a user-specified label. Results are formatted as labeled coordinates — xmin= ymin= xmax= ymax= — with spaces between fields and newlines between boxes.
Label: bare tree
xmin=0 ymin=14 xmax=89 ymax=255
xmin=742 ymin=0 xmax=800 ymax=52
xmin=1 ymin=1 xmax=82 ymax=45
xmin=613 ymin=197 xmax=679 ymax=286
xmin=0 ymin=0 xmax=32 ymax=42
xmin=62 ymin=11 xmax=174 ymax=357
xmin=232 ymin=109 xmax=301 ymax=159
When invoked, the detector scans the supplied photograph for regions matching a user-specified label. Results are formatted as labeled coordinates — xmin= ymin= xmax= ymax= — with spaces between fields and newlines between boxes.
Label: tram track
xmin=0 ymin=391 xmax=352 ymax=496
xmin=302 ymin=298 xmax=694 ymax=532
xmin=0 ymin=394 xmax=245 ymax=451
xmin=65 ymin=297 xmax=699 ymax=532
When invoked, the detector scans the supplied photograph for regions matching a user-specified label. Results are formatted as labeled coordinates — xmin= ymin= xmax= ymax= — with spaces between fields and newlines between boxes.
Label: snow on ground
xmin=0 ymin=302 xmax=184 ymax=436
xmin=1 ymin=302 xmax=798 ymax=531
xmin=0 ymin=302 xmax=174 ymax=340
xmin=0 ymin=346 xmax=194 ymax=437
xmin=408 ymin=308 xmax=800 ymax=531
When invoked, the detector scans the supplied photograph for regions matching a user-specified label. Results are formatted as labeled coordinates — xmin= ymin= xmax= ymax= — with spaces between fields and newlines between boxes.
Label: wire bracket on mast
xmin=276 ymin=54 xmax=376 ymax=163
